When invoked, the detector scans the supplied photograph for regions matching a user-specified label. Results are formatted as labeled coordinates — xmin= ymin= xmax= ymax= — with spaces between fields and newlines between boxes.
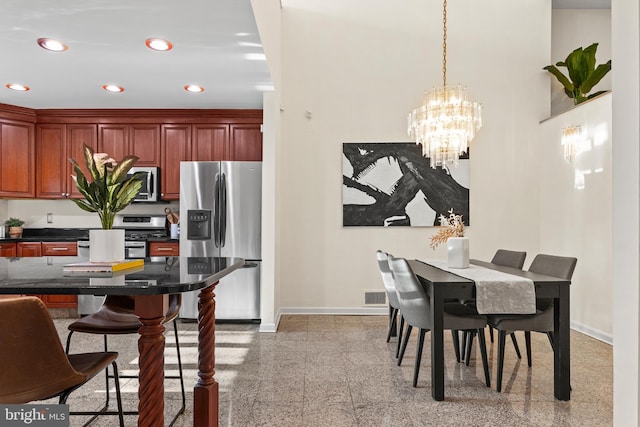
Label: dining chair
xmin=0 ymin=297 xmax=124 ymax=426
xmin=389 ymin=256 xmax=491 ymax=388
xmin=65 ymin=294 xmax=185 ymax=426
xmin=376 ymin=250 xmax=404 ymax=357
xmin=488 ymin=254 xmax=577 ymax=392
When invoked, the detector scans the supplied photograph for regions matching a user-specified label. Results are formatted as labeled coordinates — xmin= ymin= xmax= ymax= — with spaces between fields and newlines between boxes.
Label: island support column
xmin=135 ymin=294 xmax=169 ymax=427
xmin=194 ymin=282 xmax=219 ymax=427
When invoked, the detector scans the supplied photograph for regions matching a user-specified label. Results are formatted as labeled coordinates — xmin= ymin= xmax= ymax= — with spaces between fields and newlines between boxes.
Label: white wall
xmin=251 ymin=0 xmax=282 ymax=330
xmin=539 ymin=93 xmax=612 ymax=342
xmin=550 ymin=10 xmax=612 ymax=116
xmin=272 ymin=0 xmax=550 ymax=311
xmin=611 ymin=0 xmax=640 ymax=424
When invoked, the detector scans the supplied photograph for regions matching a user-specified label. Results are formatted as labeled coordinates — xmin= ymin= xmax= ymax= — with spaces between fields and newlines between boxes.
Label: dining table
xmin=408 ymin=258 xmax=571 ymax=401
xmin=0 ymin=255 xmax=244 ymax=427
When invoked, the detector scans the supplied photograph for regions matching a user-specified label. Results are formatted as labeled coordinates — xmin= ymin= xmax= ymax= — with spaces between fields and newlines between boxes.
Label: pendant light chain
xmin=442 ymin=0 xmax=447 ymax=87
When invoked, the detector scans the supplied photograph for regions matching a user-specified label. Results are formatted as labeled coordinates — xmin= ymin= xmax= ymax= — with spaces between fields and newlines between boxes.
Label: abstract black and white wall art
xmin=342 ymin=142 xmax=469 ymax=227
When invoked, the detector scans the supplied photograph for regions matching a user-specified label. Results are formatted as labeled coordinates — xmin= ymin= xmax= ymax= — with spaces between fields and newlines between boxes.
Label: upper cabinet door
xmin=130 ymin=124 xmax=160 ymax=166
xmin=161 ymin=124 xmax=191 ymax=200
xmin=67 ymin=124 xmax=97 ymax=199
xmin=229 ymin=124 xmax=262 ymax=161
xmin=98 ymin=124 xmax=129 ymax=161
xmin=192 ymin=124 xmax=229 ymax=161
xmin=0 ymin=120 xmax=35 ymax=197
xmin=36 ymin=124 xmax=67 ymax=198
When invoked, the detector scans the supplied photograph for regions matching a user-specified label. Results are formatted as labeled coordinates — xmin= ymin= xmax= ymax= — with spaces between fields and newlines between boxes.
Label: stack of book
xmin=63 ymin=259 xmax=144 ymax=276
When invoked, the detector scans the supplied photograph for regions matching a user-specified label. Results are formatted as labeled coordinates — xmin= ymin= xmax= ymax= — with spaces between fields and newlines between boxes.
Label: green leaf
xmin=110 ymin=155 xmax=140 ymax=183
xmin=582 ymin=43 xmax=599 ymax=73
xmin=581 ymin=60 xmax=612 ymax=94
xmin=543 ymin=65 xmax=573 ymax=92
xmin=587 ymin=90 xmax=608 ymax=100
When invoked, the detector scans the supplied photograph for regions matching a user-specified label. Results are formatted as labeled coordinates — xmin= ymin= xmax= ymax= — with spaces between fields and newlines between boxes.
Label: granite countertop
xmin=0 ymin=228 xmax=176 ymax=243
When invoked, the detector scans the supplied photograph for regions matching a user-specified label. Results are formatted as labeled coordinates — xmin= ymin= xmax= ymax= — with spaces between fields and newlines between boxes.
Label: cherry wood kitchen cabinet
xmin=98 ymin=124 xmax=160 ymax=166
xmin=149 ymin=241 xmax=179 ymax=256
xmin=192 ymin=124 xmax=229 ymax=161
xmin=161 ymin=124 xmax=192 ymax=200
xmin=192 ymin=123 xmax=262 ymax=161
xmin=41 ymin=241 xmax=78 ymax=256
xmin=0 ymin=242 xmax=16 ymax=257
xmin=230 ymin=124 xmax=262 ymax=161
xmin=0 ymin=120 xmax=36 ymax=198
xmin=17 ymin=242 xmax=42 ymax=257
xmin=36 ymin=123 xmax=97 ymax=198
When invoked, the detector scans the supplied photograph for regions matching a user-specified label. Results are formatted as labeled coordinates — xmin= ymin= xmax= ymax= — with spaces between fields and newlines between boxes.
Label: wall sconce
xmin=561 ymin=125 xmax=583 ymax=163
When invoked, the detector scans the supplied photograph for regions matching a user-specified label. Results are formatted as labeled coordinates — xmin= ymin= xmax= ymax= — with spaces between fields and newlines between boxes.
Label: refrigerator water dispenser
xmin=187 ymin=209 xmax=211 ymax=240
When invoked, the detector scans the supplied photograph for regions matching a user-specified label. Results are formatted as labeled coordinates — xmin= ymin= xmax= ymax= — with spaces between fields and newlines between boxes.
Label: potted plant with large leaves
xmin=70 ymin=144 xmax=144 ymax=261
xmin=543 ymin=43 xmax=611 ymax=105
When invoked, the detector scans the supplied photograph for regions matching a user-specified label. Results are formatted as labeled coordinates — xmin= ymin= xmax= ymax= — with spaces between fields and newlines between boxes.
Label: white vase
xmin=447 ymin=237 xmax=469 ymax=269
xmin=89 ymin=229 xmax=125 ymax=262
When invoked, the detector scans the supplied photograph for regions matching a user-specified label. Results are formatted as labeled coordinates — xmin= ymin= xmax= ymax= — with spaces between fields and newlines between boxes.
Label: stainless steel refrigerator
xmin=179 ymin=161 xmax=261 ymax=321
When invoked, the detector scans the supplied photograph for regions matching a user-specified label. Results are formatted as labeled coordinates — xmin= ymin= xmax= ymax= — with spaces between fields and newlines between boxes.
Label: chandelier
xmin=408 ymin=0 xmax=482 ymax=168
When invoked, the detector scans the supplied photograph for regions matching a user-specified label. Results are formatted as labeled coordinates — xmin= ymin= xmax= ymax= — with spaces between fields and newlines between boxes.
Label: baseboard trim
xmin=571 ymin=321 xmax=612 ymax=345
xmin=278 ymin=306 xmax=388 ymax=315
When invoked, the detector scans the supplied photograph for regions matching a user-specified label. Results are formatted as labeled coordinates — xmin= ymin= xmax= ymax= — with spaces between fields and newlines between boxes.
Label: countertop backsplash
xmin=4 ymin=199 xmax=180 ymax=229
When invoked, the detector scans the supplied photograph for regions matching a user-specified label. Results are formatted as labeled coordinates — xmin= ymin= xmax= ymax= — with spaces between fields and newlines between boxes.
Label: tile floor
xmin=51 ymin=314 xmax=612 ymax=426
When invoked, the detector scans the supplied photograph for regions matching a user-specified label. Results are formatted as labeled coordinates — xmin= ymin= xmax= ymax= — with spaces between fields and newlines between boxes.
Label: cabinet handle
xmin=156 ymin=247 xmax=174 ymax=251
xmin=61 ymin=193 xmax=66 ymax=197
xmin=51 ymin=247 xmax=69 ymax=251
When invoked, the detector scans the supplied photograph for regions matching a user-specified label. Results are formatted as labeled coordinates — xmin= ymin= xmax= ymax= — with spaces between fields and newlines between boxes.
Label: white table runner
xmin=424 ymin=259 xmax=536 ymax=315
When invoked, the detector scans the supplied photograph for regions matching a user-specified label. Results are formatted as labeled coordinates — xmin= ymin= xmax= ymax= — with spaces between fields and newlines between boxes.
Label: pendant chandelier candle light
xmin=408 ymin=0 xmax=482 ymax=168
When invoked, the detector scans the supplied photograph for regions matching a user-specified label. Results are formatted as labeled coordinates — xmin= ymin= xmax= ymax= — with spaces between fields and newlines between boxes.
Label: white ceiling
xmin=0 ymin=1 xmax=609 ymax=110
xmin=0 ymin=0 xmax=272 ymax=110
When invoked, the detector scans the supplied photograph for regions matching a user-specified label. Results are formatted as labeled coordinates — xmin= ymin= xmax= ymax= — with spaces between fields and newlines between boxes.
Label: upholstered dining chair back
xmin=491 ymin=249 xmax=527 ymax=269
xmin=0 ymin=297 xmax=86 ymax=403
xmin=388 ymin=256 xmax=430 ymax=330
xmin=529 ymin=254 xmax=577 ymax=311
xmin=528 ymin=254 xmax=577 ymax=281
xmin=376 ymin=250 xmax=400 ymax=309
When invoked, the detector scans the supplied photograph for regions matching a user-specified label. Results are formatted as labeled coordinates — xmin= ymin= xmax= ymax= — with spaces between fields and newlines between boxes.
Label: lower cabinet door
xmin=43 ymin=295 xmax=78 ymax=308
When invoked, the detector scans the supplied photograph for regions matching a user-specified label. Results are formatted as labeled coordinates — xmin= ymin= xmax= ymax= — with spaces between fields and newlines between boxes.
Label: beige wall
xmin=270 ymin=0 xmax=550 ymax=311
xmin=539 ymin=94 xmax=612 ymax=342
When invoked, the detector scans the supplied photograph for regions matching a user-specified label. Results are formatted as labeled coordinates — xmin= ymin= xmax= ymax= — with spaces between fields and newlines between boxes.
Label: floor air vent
xmin=363 ymin=290 xmax=387 ymax=306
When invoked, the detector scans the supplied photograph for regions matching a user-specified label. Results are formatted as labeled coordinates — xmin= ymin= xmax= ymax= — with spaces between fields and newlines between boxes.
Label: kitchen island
xmin=0 ymin=255 xmax=243 ymax=427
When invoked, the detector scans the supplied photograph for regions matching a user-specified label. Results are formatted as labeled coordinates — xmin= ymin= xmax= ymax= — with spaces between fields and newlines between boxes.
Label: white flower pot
xmin=447 ymin=237 xmax=469 ymax=269
xmin=89 ymin=229 xmax=125 ymax=262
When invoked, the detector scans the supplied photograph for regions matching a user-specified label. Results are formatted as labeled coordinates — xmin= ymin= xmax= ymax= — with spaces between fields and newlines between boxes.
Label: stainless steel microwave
xmin=128 ymin=166 xmax=159 ymax=202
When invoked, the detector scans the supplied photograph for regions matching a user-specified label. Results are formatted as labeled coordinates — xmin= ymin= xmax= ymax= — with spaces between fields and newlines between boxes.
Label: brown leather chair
xmin=0 ymin=297 xmax=124 ymax=426
xmin=65 ymin=294 xmax=185 ymax=426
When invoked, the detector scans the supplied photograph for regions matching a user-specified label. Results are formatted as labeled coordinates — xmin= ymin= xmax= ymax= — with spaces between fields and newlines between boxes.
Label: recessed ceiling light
xmin=145 ymin=38 xmax=173 ymax=52
xmin=184 ymin=85 xmax=204 ymax=93
xmin=37 ymin=38 xmax=68 ymax=52
xmin=5 ymin=83 xmax=30 ymax=91
xmin=102 ymin=84 xmax=125 ymax=93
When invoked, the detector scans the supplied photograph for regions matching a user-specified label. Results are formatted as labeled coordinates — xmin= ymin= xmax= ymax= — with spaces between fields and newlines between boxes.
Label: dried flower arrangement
xmin=429 ymin=209 xmax=465 ymax=249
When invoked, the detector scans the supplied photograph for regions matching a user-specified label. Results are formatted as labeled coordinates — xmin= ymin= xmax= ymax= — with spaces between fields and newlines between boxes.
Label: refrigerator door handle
xmin=214 ymin=172 xmax=221 ymax=248
xmin=220 ymin=172 xmax=227 ymax=247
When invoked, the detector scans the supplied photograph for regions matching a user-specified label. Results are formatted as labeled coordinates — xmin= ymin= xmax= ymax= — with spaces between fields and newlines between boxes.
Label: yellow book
xmin=63 ymin=258 xmax=144 ymax=272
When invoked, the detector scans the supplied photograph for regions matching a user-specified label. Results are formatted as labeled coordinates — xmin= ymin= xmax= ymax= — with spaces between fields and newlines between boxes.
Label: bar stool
xmin=65 ymin=294 xmax=185 ymax=426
